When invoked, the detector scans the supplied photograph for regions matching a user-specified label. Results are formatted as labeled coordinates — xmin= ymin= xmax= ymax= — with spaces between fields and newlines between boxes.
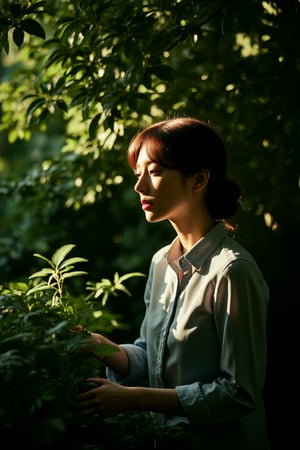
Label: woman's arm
xmin=73 ymin=325 xmax=130 ymax=379
xmin=78 ymin=378 xmax=185 ymax=418
xmin=89 ymin=331 xmax=130 ymax=379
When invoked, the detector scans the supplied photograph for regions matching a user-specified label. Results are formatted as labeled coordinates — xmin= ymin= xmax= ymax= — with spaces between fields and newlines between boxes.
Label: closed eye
xmin=149 ymin=169 xmax=161 ymax=175
xmin=134 ymin=169 xmax=161 ymax=178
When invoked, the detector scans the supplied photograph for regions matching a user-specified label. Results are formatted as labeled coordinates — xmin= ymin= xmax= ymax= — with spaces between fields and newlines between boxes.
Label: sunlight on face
xmin=134 ymin=147 xmax=194 ymax=224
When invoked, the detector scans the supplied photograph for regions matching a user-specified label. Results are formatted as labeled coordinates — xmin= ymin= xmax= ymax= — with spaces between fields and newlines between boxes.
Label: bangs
xmin=127 ymin=127 xmax=176 ymax=170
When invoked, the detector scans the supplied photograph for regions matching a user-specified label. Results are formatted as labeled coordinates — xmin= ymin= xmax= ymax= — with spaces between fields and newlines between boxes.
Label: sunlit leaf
xmin=59 ymin=257 xmax=88 ymax=269
xmin=26 ymin=98 xmax=46 ymax=118
xmin=51 ymin=244 xmax=76 ymax=267
xmin=63 ymin=271 xmax=88 ymax=278
xmin=28 ymin=268 xmax=54 ymax=279
xmin=26 ymin=283 xmax=56 ymax=295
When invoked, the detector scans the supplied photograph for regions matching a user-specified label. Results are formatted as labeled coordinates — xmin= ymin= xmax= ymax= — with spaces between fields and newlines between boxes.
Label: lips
xmin=141 ymin=200 xmax=153 ymax=211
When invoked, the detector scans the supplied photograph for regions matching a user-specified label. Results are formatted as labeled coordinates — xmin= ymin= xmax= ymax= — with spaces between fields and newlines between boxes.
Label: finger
xmin=78 ymin=380 xmax=99 ymax=393
xmin=78 ymin=391 xmax=92 ymax=401
xmin=86 ymin=377 xmax=106 ymax=384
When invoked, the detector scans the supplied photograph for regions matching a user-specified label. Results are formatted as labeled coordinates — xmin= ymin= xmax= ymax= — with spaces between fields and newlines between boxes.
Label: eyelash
xmin=135 ymin=169 xmax=161 ymax=178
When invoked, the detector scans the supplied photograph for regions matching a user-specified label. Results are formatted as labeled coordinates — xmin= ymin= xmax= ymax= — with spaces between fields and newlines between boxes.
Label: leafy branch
xmin=0 ymin=1 xmax=46 ymax=53
xmin=26 ymin=243 xmax=146 ymax=311
xmin=27 ymin=243 xmax=88 ymax=308
xmin=86 ymin=271 xmax=146 ymax=307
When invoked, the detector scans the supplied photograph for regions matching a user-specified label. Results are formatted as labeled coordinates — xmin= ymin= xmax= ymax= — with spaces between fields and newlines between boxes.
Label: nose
xmin=134 ymin=173 xmax=148 ymax=194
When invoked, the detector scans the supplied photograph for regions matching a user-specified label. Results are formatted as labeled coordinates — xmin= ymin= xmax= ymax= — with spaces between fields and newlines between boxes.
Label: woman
xmin=78 ymin=117 xmax=270 ymax=449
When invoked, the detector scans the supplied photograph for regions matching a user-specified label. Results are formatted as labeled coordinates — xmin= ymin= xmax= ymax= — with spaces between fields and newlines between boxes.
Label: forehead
xmin=128 ymin=132 xmax=168 ymax=169
xmin=135 ymin=145 xmax=157 ymax=165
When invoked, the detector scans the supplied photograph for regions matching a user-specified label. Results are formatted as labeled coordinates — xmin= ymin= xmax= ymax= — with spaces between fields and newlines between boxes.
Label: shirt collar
xmin=166 ymin=222 xmax=228 ymax=271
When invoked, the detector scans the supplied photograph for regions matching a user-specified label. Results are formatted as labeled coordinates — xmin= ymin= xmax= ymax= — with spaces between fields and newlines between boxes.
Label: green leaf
xmin=38 ymin=107 xmax=48 ymax=122
xmin=26 ymin=1 xmax=46 ymax=14
xmin=89 ymin=113 xmax=101 ymax=139
xmin=0 ymin=32 xmax=10 ymax=54
xmin=28 ymin=268 xmax=54 ymax=279
xmin=20 ymin=19 xmax=46 ymax=39
xmin=92 ymin=289 xmax=104 ymax=298
xmin=26 ymin=98 xmax=46 ymax=118
xmin=8 ymin=281 xmax=29 ymax=292
xmin=115 ymin=284 xmax=131 ymax=296
xmin=26 ymin=283 xmax=55 ymax=295
xmin=63 ymin=271 xmax=88 ymax=279
xmin=101 ymin=292 xmax=109 ymax=306
xmin=59 ymin=257 xmax=88 ymax=269
xmin=46 ymin=321 xmax=68 ymax=335
xmin=1 ymin=333 xmax=34 ymax=344
xmin=118 ymin=272 xmax=146 ymax=283
xmin=56 ymin=99 xmax=68 ymax=112
xmin=32 ymin=253 xmax=52 ymax=265
xmin=51 ymin=244 xmax=76 ymax=267
xmin=13 ymin=27 xmax=24 ymax=47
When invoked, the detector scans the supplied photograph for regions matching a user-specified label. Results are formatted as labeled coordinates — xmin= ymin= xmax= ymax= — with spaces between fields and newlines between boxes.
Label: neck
xmin=170 ymin=216 xmax=215 ymax=253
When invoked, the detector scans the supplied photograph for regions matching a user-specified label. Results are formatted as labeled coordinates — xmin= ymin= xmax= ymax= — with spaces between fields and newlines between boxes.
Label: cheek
xmin=160 ymin=185 xmax=185 ymax=206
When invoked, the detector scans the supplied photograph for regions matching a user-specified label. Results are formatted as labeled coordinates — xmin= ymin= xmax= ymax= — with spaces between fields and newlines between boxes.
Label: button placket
xmin=155 ymin=277 xmax=179 ymax=384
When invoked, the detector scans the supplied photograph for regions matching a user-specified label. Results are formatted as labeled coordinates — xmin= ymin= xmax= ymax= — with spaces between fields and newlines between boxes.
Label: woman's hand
xmin=77 ymin=378 xmax=133 ymax=417
xmin=71 ymin=325 xmax=130 ymax=378
xmin=70 ymin=325 xmax=103 ymax=352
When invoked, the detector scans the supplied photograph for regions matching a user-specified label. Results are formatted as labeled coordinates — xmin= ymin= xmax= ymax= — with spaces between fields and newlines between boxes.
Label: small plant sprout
xmin=26 ymin=244 xmax=88 ymax=308
xmin=85 ymin=271 xmax=146 ymax=307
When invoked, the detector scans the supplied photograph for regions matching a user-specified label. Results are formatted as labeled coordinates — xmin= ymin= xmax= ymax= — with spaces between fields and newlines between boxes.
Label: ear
xmin=192 ymin=170 xmax=210 ymax=191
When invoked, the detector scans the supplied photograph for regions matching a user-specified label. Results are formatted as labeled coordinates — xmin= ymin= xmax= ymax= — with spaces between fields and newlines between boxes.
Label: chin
xmin=145 ymin=214 xmax=165 ymax=223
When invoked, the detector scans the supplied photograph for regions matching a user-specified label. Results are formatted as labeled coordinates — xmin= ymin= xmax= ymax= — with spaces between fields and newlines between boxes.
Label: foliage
xmin=0 ymin=241 xmax=187 ymax=449
xmin=0 ymin=0 xmax=299 ymax=270
xmin=0 ymin=0 xmax=299 ymax=447
xmin=0 ymin=1 xmax=46 ymax=52
xmin=0 ymin=243 xmax=165 ymax=449
xmin=27 ymin=243 xmax=89 ymax=306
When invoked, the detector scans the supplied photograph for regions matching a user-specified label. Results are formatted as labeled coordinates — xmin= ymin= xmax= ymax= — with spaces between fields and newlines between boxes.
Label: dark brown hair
xmin=127 ymin=117 xmax=241 ymax=231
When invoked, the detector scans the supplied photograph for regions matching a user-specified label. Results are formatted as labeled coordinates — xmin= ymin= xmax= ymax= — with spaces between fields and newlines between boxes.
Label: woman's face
xmin=134 ymin=146 xmax=195 ymax=223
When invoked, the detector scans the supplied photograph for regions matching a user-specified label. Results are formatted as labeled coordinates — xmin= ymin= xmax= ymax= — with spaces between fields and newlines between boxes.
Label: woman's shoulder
xmin=219 ymin=237 xmax=269 ymax=292
xmin=216 ymin=236 xmax=262 ymax=276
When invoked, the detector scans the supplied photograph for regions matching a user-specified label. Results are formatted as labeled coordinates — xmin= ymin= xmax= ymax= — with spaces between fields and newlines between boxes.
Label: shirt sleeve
xmin=106 ymin=341 xmax=149 ymax=386
xmin=106 ymin=258 xmax=157 ymax=386
xmin=176 ymin=257 xmax=269 ymax=428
